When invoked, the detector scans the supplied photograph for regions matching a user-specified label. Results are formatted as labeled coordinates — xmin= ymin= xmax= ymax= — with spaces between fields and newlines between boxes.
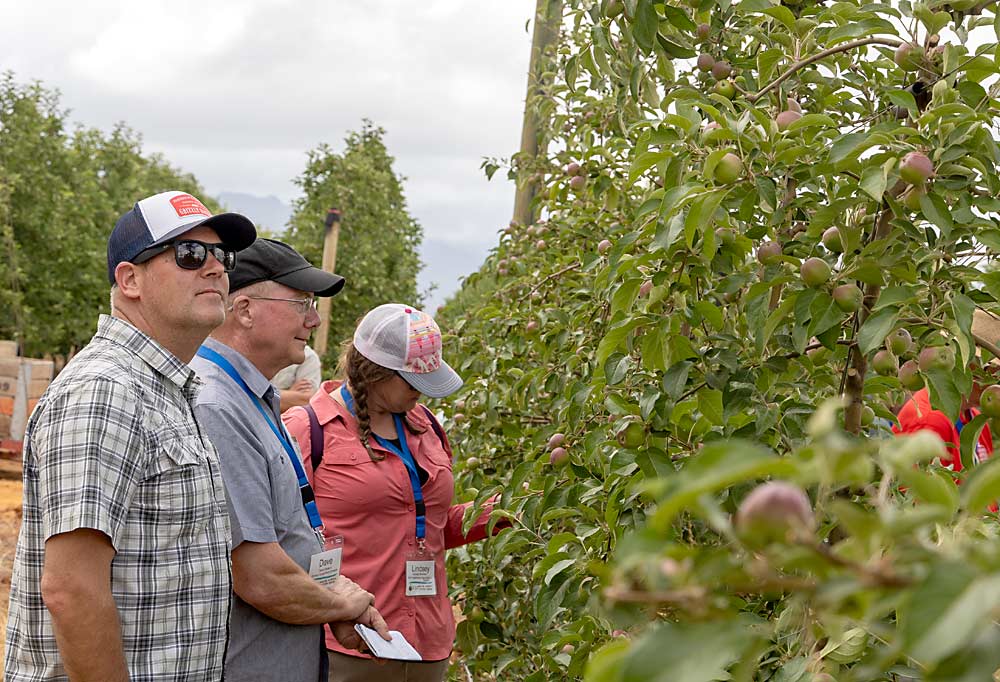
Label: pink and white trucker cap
xmin=107 ymin=190 xmax=256 ymax=283
xmin=354 ymin=303 xmax=463 ymax=399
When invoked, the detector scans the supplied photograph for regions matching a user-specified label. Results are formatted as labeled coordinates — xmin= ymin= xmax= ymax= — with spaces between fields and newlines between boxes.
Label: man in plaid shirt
xmin=4 ymin=191 xmax=256 ymax=681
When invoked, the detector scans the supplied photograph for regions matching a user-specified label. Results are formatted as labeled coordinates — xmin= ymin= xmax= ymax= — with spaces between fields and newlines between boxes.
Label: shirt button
xmin=407 ymin=539 xmax=413 ymax=546
xmin=407 ymin=504 xmax=414 ymax=512
xmin=351 ymin=455 xmax=356 ymax=461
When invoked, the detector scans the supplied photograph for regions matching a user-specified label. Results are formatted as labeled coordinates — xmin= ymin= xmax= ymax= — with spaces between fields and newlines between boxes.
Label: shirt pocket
xmin=271 ymin=452 xmax=312 ymax=531
xmin=133 ymin=433 xmax=219 ymax=548
xmin=315 ymin=435 xmax=397 ymax=508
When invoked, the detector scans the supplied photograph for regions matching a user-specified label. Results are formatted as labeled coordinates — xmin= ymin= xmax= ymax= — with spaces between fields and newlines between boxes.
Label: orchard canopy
xmin=441 ymin=0 xmax=1000 ymax=680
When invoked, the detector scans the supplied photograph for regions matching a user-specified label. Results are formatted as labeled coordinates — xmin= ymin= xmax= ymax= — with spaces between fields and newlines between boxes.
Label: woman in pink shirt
xmin=283 ymin=303 xmax=505 ymax=682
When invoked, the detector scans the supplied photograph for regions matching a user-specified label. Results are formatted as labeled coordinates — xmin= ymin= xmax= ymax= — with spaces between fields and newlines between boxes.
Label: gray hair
xmin=226 ymin=281 xmax=274 ymax=308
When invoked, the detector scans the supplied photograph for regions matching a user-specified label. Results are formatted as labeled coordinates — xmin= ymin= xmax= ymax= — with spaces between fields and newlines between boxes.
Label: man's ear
xmin=229 ymin=295 xmax=254 ymax=328
xmin=114 ymin=262 xmax=143 ymax=301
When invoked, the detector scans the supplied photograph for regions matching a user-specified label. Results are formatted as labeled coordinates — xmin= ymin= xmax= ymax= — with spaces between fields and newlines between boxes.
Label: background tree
xmin=283 ymin=121 xmax=424 ymax=366
xmin=0 ymin=73 xmax=220 ymax=359
xmin=439 ymin=0 xmax=1000 ymax=680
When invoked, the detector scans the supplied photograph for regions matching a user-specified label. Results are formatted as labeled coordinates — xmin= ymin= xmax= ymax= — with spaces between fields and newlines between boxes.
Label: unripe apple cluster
xmin=547 ymin=432 xmax=568 ymax=465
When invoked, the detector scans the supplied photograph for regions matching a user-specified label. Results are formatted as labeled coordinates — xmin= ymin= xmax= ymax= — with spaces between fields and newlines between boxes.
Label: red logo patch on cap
xmin=169 ymin=194 xmax=212 ymax=219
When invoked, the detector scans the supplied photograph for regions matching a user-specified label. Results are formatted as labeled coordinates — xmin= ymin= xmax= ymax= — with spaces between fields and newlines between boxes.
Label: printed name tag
xmin=310 ymin=534 xmax=344 ymax=587
xmin=405 ymin=559 xmax=437 ymax=596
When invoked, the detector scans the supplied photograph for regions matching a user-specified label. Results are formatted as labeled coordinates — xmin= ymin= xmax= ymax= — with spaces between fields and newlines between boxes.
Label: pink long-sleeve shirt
xmin=282 ymin=380 xmax=500 ymax=661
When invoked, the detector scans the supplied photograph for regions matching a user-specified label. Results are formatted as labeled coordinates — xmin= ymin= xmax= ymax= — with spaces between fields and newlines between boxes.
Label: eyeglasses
xmin=132 ymin=239 xmax=237 ymax=272
xmin=246 ymin=296 xmax=318 ymax=315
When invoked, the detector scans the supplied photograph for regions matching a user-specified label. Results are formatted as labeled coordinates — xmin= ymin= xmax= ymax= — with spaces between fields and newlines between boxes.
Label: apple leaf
xmin=925 ymin=367 xmax=962 ymax=422
xmin=920 ymin=192 xmax=955 ymax=238
xmin=632 ymin=0 xmax=658 ymax=52
xmin=959 ymin=414 xmax=989 ymax=472
xmin=857 ymin=307 xmax=899 ymax=355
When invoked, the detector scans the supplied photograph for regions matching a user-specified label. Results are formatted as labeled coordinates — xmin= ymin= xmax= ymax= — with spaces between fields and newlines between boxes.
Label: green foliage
xmin=440 ymin=0 xmax=1000 ymax=679
xmin=283 ymin=121 xmax=423 ymax=366
xmin=0 ymin=73 xmax=218 ymax=358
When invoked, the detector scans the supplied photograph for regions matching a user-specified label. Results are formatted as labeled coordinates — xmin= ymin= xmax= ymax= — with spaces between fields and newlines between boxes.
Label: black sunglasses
xmin=132 ymin=239 xmax=237 ymax=272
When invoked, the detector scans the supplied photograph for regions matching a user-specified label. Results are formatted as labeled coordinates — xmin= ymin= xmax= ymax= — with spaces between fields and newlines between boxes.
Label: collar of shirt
xmin=95 ymin=314 xmax=199 ymax=395
xmin=310 ymin=379 xmax=432 ymax=432
xmin=201 ymin=337 xmax=280 ymax=412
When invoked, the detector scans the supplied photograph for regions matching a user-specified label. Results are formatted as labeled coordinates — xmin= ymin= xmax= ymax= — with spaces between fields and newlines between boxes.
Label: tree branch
xmin=749 ymin=37 xmax=904 ymax=103
xmin=843 ymin=181 xmax=908 ymax=434
xmin=517 ymin=260 xmax=581 ymax=302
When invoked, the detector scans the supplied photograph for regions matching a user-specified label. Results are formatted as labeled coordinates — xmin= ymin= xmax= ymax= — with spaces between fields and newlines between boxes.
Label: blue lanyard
xmin=956 ymin=410 xmax=972 ymax=434
xmin=196 ymin=346 xmax=325 ymax=533
xmin=341 ymin=385 xmax=426 ymax=540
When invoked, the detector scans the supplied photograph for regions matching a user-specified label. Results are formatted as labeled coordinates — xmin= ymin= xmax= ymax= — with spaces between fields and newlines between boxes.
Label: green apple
xmin=872 ymin=350 xmax=897 ymax=376
xmin=918 ymin=346 xmax=955 ymax=372
xmin=800 ymin=257 xmax=831 ymax=288
xmin=713 ymin=153 xmax=743 ymax=184
xmin=832 ymin=284 xmax=863 ymax=312
xmin=713 ymin=79 xmax=736 ymax=99
xmin=616 ymin=421 xmax=645 ymax=449
xmin=898 ymin=360 xmax=923 ymax=390
xmin=821 ymin=226 xmax=845 ymax=253
xmin=887 ymin=328 xmax=913 ymax=356
xmin=980 ymin=385 xmax=1000 ymax=418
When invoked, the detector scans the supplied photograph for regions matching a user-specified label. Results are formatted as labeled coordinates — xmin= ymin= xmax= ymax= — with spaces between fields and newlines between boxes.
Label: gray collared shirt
xmin=191 ymin=338 xmax=324 ymax=682
xmin=4 ymin=315 xmax=232 ymax=682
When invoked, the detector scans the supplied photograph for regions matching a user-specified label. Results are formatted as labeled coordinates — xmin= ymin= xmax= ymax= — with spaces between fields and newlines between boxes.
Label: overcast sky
xmin=0 ymin=0 xmax=536 ymax=307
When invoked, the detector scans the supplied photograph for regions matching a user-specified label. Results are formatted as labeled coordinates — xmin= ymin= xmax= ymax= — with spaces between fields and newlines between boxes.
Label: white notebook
xmin=354 ymin=624 xmax=423 ymax=661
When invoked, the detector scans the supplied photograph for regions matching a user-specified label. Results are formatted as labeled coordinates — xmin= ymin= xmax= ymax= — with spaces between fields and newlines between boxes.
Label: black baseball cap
xmin=229 ymin=238 xmax=345 ymax=296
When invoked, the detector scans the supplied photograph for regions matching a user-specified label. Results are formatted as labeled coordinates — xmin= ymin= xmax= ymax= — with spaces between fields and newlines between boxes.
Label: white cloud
xmin=0 ymin=0 xmax=535 ymax=303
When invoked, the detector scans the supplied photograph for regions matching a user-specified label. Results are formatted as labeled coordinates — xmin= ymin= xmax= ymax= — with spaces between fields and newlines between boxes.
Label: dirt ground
xmin=0 ymin=461 xmax=22 ymax=652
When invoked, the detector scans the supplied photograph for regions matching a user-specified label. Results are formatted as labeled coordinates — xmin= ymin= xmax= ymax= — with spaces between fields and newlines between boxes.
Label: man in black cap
xmin=190 ymin=238 xmax=389 ymax=682
xmin=5 ymin=191 xmax=256 ymax=681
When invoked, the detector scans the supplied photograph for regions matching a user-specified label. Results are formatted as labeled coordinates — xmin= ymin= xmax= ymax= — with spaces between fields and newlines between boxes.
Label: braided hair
xmin=337 ymin=342 xmax=427 ymax=462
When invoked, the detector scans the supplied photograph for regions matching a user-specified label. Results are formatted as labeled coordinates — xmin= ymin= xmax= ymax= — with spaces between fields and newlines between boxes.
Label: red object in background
xmin=893 ymin=388 xmax=994 ymax=472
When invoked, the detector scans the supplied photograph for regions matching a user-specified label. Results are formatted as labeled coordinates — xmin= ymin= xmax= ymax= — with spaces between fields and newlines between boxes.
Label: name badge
xmin=309 ymin=534 xmax=344 ymax=587
xmin=405 ymin=553 xmax=437 ymax=597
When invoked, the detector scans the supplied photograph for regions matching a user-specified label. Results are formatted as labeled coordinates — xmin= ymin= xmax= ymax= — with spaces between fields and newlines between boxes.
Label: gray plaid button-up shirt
xmin=4 ymin=315 xmax=232 ymax=682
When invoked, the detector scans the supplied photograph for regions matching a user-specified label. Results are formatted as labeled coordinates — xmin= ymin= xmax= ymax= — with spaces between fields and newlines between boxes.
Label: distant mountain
xmin=216 ymin=192 xmax=293 ymax=234
xmin=418 ymin=238 xmax=492 ymax=310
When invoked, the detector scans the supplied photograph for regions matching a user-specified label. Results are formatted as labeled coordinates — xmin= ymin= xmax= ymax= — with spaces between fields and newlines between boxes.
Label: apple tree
xmin=439 ymin=0 xmax=1000 ymax=679
xmin=0 ymin=73 xmax=225 ymax=359
xmin=282 ymin=121 xmax=424 ymax=363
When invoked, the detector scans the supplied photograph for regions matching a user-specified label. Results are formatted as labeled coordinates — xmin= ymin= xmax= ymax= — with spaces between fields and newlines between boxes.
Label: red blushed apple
xmin=899 ymin=151 xmax=933 ymax=185
xmin=757 ymin=241 xmax=782 ymax=265
xmin=799 ymin=257 xmax=831 ymax=288
xmin=734 ymin=481 xmax=815 ymax=547
xmin=775 ymin=110 xmax=801 ymax=130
